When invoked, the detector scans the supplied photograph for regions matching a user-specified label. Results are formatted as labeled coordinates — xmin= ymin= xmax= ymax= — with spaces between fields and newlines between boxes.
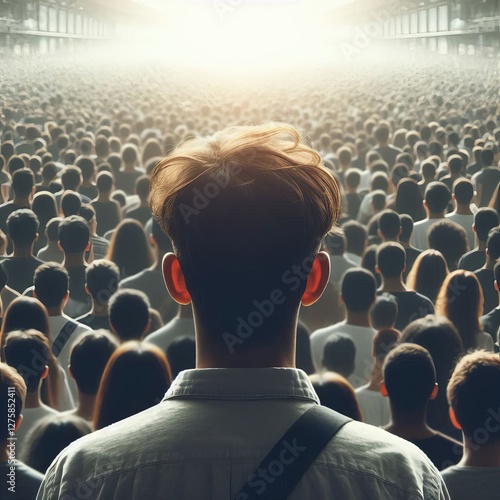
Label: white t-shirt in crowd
xmin=355 ymin=384 xmax=391 ymax=427
xmin=310 ymin=322 xmax=376 ymax=388
xmin=445 ymin=212 xmax=475 ymax=249
xmin=412 ymin=218 xmax=441 ymax=250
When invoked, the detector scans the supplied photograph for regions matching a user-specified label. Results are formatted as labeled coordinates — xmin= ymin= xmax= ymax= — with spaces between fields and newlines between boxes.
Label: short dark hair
xmin=453 ymin=179 xmax=474 ymax=205
xmin=58 ymin=215 xmax=90 ymax=254
xmin=109 ymin=289 xmax=151 ymax=341
xmin=4 ymin=330 xmax=49 ymax=393
xmin=421 ymin=160 xmax=436 ymax=181
xmin=447 ymin=351 xmax=500 ymax=441
xmin=371 ymin=293 xmax=398 ymax=330
xmin=371 ymin=190 xmax=386 ymax=211
xmin=45 ymin=217 xmax=62 ymax=242
xmin=383 ymin=343 xmax=436 ymax=411
xmin=79 ymin=203 xmax=96 ymax=223
xmin=376 ymin=242 xmax=406 ymax=278
xmin=122 ymin=144 xmax=138 ymax=165
xmin=373 ymin=328 xmax=400 ymax=361
xmin=76 ymin=157 xmax=95 ymax=181
xmin=486 ymin=227 xmax=500 ymax=260
xmin=375 ymin=125 xmax=390 ymax=144
xmin=474 ymin=208 xmax=499 ymax=242
xmin=0 ymin=362 xmax=26 ymax=444
xmin=61 ymin=191 xmax=82 ymax=217
xmin=424 ymin=182 xmax=451 ymax=213
xmin=322 ymin=333 xmax=355 ymax=377
xmin=85 ymin=259 xmax=120 ymax=304
xmin=428 ymin=219 xmax=468 ymax=271
xmin=378 ymin=210 xmax=401 ymax=240
xmin=12 ymin=169 xmax=34 ymax=198
xmin=494 ymin=260 xmax=500 ymax=286
xmin=337 ymin=147 xmax=352 ymax=166
xmin=399 ymin=214 xmax=414 ymax=243
xmin=7 ymin=209 xmax=39 ymax=247
xmin=340 ymin=269 xmax=376 ymax=313
xmin=96 ymin=171 xmax=113 ymax=193
xmin=482 ymin=148 xmax=494 ymax=166
xmin=70 ymin=330 xmax=119 ymax=395
xmin=342 ymin=221 xmax=367 ymax=256
xmin=34 ymin=263 xmax=69 ymax=308
xmin=344 ymin=169 xmax=361 ymax=189
xmin=135 ymin=175 xmax=150 ymax=201
xmin=447 ymin=155 xmax=463 ymax=174
xmin=41 ymin=163 xmax=57 ymax=182
xmin=61 ymin=166 xmax=82 ymax=190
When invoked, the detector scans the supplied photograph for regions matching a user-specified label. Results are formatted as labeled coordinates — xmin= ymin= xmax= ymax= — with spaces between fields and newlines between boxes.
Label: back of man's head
xmin=108 ymin=289 xmax=151 ymax=341
xmin=486 ymin=227 xmax=500 ymax=261
xmin=45 ymin=217 xmax=62 ymax=243
xmin=12 ymin=169 xmax=34 ymax=198
xmin=76 ymin=157 xmax=96 ymax=181
xmin=447 ymin=351 xmax=500 ymax=442
xmin=58 ymin=215 xmax=90 ymax=254
xmin=378 ymin=210 xmax=401 ymax=240
xmin=375 ymin=125 xmax=390 ymax=144
xmin=61 ymin=166 xmax=82 ymax=191
xmin=341 ymin=268 xmax=376 ymax=313
xmin=383 ymin=343 xmax=436 ymax=412
xmin=421 ymin=161 xmax=436 ymax=181
xmin=70 ymin=330 xmax=119 ymax=395
xmin=4 ymin=330 xmax=49 ymax=393
xmin=447 ymin=155 xmax=463 ymax=175
xmin=322 ymin=333 xmax=356 ymax=377
xmin=482 ymin=148 xmax=494 ymax=167
xmin=135 ymin=175 xmax=150 ymax=201
xmin=376 ymin=242 xmax=406 ymax=279
xmin=453 ymin=179 xmax=474 ymax=206
xmin=337 ymin=147 xmax=352 ymax=166
xmin=424 ymin=182 xmax=451 ymax=214
xmin=96 ymin=171 xmax=113 ymax=194
xmin=371 ymin=190 xmax=386 ymax=212
xmin=399 ymin=214 xmax=414 ymax=243
xmin=428 ymin=219 xmax=468 ymax=271
xmin=7 ymin=209 xmax=39 ymax=248
xmin=149 ymin=124 xmax=340 ymax=351
xmin=85 ymin=259 xmax=120 ymax=304
xmin=61 ymin=190 xmax=82 ymax=218
xmin=122 ymin=144 xmax=138 ymax=165
xmin=0 ymin=362 xmax=26 ymax=444
xmin=41 ymin=162 xmax=57 ymax=183
xmin=342 ymin=220 xmax=367 ymax=256
xmin=371 ymin=293 xmax=398 ymax=330
xmin=474 ymin=208 xmax=499 ymax=242
xmin=34 ymin=262 xmax=69 ymax=308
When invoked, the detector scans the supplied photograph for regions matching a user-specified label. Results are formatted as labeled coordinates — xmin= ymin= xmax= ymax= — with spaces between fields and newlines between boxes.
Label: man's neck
xmin=178 ymin=304 xmax=193 ymax=320
xmin=123 ymin=163 xmax=135 ymax=172
xmin=400 ymin=240 xmax=411 ymax=249
xmin=345 ymin=311 xmax=371 ymax=328
xmin=384 ymin=408 xmax=435 ymax=440
xmin=477 ymin=241 xmax=486 ymax=252
xmin=11 ymin=197 xmax=30 ymax=208
xmin=460 ymin=439 xmax=500 ymax=467
xmin=454 ymin=204 xmax=473 ymax=216
xmin=12 ymin=246 xmax=34 ymax=259
xmin=427 ymin=212 xmax=445 ymax=220
xmin=24 ymin=391 xmax=41 ymax=409
xmin=91 ymin=302 xmax=109 ymax=317
xmin=483 ymin=257 xmax=495 ymax=271
xmin=98 ymin=193 xmax=111 ymax=202
xmin=63 ymin=253 xmax=87 ymax=267
xmin=379 ymin=277 xmax=406 ymax=293
xmin=367 ymin=363 xmax=383 ymax=391
xmin=75 ymin=392 xmax=96 ymax=421
xmin=46 ymin=305 xmax=64 ymax=317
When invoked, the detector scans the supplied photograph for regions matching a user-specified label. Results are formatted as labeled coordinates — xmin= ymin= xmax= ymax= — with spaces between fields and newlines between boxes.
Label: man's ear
xmin=301 ymin=251 xmax=330 ymax=307
xmin=430 ymin=383 xmax=438 ymax=400
xmin=375 ymin=265 xmax=381 ymax=275
xmin=162 ymin=253 xmax=191 ymax=305
xmin=85 ymin=285 xmax=91 ymax=296
xmin=68 ymin=365 xmax=74 ymax=380
xmin=41 ymin=365 xmax=49 ymax=380
xmin=495 ymin=280 xmax=499 ymax=292
xmin=449 ymin=408 xmax=461 ymax=430
xmin=58 ymin=241 xmax=63 ymax=252
xmin=85 ymin=241 xmax=91 ymax=252
xmin=472 ymin=223 xmax=476 ymax=233
xmin=380 ymin=381 xmax=388 ymax=397
xmin=15 ymin=414 xmax=22 ymax=431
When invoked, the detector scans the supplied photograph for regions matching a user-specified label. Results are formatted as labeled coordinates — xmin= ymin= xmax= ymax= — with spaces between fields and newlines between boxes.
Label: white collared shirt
xmin=38 ymin=368 xmax=449 ymax=500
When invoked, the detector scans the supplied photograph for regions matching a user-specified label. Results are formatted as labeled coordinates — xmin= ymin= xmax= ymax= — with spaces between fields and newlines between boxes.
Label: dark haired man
xmin=445 ymin=179 xmax=475 ymax=249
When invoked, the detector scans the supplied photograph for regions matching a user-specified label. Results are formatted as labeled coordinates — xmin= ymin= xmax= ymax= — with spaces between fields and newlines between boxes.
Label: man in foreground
xmin=38 ymin=123 xmax=448 ymax=499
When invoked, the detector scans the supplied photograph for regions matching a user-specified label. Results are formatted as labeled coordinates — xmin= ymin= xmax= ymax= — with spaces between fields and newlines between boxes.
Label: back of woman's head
xmin=94 ymin=341 xmax=171 ymax=430
xmin=436 ymin=270 xmax=482 ymax=350
xmin=142 ymin=138 xmax=163 ymax=166
xmin=395 ymin=178 xmax=425 ymax=222
xmin=22 ymin=414 xmax=91 ymax=473
xmin=406 ymin=249 xmax=449 ymax=304
xmin=106 ymin=220 xmax=153 ymax=278
xmin=32 ymin=191 xmax=58 ymax=227
xmin=309 ymin=372 xmax=362 ymax=421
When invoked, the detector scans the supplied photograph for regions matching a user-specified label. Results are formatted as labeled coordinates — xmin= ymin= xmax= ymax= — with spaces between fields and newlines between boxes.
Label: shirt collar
xmin=163 ymin=368 xmax=319 ymax=403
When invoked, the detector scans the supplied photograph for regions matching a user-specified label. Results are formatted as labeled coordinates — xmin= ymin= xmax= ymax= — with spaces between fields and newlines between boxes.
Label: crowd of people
xmin=0 ymin=54 xmax=499 ymax=499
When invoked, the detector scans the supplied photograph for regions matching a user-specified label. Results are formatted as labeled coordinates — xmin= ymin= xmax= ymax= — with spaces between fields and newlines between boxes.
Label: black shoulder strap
xmin=235 ymin=405 xmax=352 ymax=500
xmin=52 ymin=320 xmax=79 ymax=357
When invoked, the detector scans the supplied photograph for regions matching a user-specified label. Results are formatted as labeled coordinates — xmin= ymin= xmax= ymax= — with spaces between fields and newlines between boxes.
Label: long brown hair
xmin=1 ymin=298 xmax=60 ymax=408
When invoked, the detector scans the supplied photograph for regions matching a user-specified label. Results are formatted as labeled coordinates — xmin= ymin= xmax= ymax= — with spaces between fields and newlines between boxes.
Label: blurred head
xmin=342 ymin=221 xmax=367 ymax=257
xmin=109 ymin=289 xmax=151 ymax=341
xmin=323 ymin=231 xmax=346 ymax=257
xmin=394 ymin=179 xmax=425 ymax=222
xmin=85 ymin=259 xmax=120 ymax=305
xmin=32 ymin=192 xmax=58 ymax=228
xmin=340 ymin=269 xmax=376 ymax=313
xmin=428 ymin=219 xmax=468 ymax=271
xmin=486 ymin=227 xmax=500 ymax=261
xmin=7 ymin=209 xmax=39 ymax=249
xmin=45 ymin=217 xmax=62 ymax=243
xmin=474 ymin=208 xmax=499 ymax=243
xmin=378 ymin=210 xmax=401 ymax=241
xmin=370 ymin=293 xmax=398 ymax=330
xmin=322 ymin=333 xmax=356 ymax=377
xmin=424 ymin=182 xmax=451 ymax=214
xmin=58 ymin=215 xmax=90 ymax=254
xmin=61 ymin=190 xmax=82 ymax=218
xmin=34 ymin=262 xmax=69 ymax=309
xmin=376 ymin=242 xmax=406 ymax=279
xmin=399 ymin=214 xmax=414 ymax=244
xmin=61 ymin=166 xmax=82 ymax=191
xmin=453 ymin=178 xmax=474 ymax=206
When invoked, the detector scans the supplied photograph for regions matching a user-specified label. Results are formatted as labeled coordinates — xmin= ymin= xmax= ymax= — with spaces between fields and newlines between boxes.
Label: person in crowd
xmin=445 ymin=179 xmax=475 ymax=249
xmin=38 ymin=124 xmax=448 ymax=499
xmin=342 ymin=220 xmax=367 ymax=265
xmin=458 ymin=207 xmax=499 ymax=271
xmin=0 ymin=362 xmax=43 ymax=499
xmin=474 ymin=227 xmax=500 ymax=314
xmin=31 ymin=191 xmax=58 ymax=254
xmin=371 ymin=123 xmax=402 ymax=169
xmin=480 ymin=261 xmax=500 ymax=343
xmin=57 ymin=166 xmax=90 ymax=207
xmin=91 ymin=171 xmax=122 ymax=236
xmin=357 ymin=170 xmax=389 ymax=224
xmin=370 ymin=293 xmax=398 ymax=330
xmin=1 ymin=210 xmax=43 ymax=294
xmin=115 ymin=144 xmax=145 ymax=195
xmin=3 ymin=330 xmax=59 ymax=452
xmin=399 ymin=214 xmax=422 ymax=279
xmin=65 ymin=330 xmax=119 ymax=422
xmin=124 ymin=175 xmax=152 ymax=225
xmin=119 ymin=219 xmax=176 ymax=321
xmin=428 ymin=219 xmax=469 ymax=272
xmin=60 ymin=190 xmax=82 ymax=218
xmin=441 ymin=351 xmax=500 ymax=499
xmin=58 ymin=215 xmax=92 ymax=317
xmin=309 ymin=372 xmax=363 ymax=421
xmin=436 ymin=270 xmax=494 ymax=351
xmin=356 ymin=328 xmax=399 ymax=427
xmin=393 ymin=178 xmax=426 ymax=223
xmin=77 ymin=156 xmax=98 ymax=200
xmin=311 ymin=268 xmax=376 ymax=388
xmin=472 ymin=148 xmax=500 ymax=207
xmin=466 ymin=146 xmax=483 ymax=177
xmin=440 ymin=155 xmax=464 ymax=192
xmin=382 ymin=344 xmax=462 ymax=470
xmin=412 ymin=181 xmax=451 ymax=250
xmin=322 ymin=230 xmax=356 ymax=285
xmin=93 ymin=341 xmax=171 ymax=430
xmin=377 ymin=209 xmax=401 ymax=244
xmin=76 ymin=259 xmax=120 ymax=330
xmin=22 ymin=414 xmax=91 ymax=474
xmin=321 ymin=333 xmax=356 ymax=378
xmin=376 ymin=242 xmax=434 ymax=330
xmin=406 ymin=250 xmax=449 ymax=304
xmin=35 ymin=162 xmax=58 ymax=194
xmin=344 ymin=168 xmax=362 ymax=220
xmin=79 ymin=203 xmax=109 ymax=260
xmin=417 ymin=160 xmax=436 ymax=197
xmin=165 ymin=336 xmax=196 ymax=379
xmin=105 ymin=219 xmax=154 ymax=280
xmin=109 ymin=289 xmax=152 ymax=342
xmin=36 ymin=216 xmax=63 ymax=263
xmin=33 ymin=262 xmax=91 ymax=399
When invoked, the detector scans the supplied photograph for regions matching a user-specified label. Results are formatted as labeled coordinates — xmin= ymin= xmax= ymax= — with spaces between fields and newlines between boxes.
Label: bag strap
xmin=235 ymin=405 xmax=352 ymax=500
xmin=52 ymin=320 xmax=79 ymax=357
